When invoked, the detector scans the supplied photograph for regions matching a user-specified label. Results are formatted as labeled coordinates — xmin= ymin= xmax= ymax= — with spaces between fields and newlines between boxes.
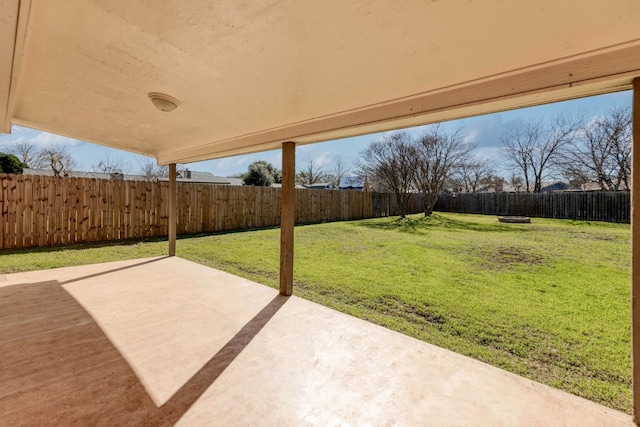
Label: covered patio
xmin=2 ymin=0 xmax=640 ymax=424
xmin=0 ymin=257 xmax=632 ymax=426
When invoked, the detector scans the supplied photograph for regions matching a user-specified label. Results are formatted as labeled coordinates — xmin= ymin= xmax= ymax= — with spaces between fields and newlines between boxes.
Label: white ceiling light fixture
xmin=148 ymin=92 xmax=181 ymax=112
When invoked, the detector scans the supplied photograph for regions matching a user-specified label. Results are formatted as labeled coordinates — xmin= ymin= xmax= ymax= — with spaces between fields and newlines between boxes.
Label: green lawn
xmin=0 ymin=213 xmax=631 ymax=412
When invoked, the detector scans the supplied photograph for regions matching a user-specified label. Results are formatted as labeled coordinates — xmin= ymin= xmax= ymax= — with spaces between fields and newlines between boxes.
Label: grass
xmin=0 ymin=212 xmax=631 ymax=412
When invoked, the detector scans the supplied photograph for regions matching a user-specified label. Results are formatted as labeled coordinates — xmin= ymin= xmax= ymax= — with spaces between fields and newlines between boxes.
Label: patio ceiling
xmin=1 ymin=0 xmax=640 ymax=164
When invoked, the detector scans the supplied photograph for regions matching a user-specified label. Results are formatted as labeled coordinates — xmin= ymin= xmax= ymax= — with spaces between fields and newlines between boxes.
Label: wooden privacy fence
xmin=434 ymin=191 xmax=630 ymax=223
xmin=0 ymin=174 xmax=411 ymax=249
xmin=4 ymin=173 xmax=626 ymax=249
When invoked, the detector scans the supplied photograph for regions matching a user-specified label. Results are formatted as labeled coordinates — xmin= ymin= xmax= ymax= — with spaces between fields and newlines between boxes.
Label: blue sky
xmin=0 ymin=90 xmax=632 ymax=177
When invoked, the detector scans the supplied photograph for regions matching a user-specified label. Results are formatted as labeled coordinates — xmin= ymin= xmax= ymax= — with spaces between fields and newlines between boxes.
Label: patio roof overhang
xmin=1 ymin=0 xmax=639 ymax=165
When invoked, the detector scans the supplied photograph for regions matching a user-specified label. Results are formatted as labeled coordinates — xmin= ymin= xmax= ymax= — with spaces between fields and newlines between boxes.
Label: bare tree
xmin=359 ymin=132 xmax=416 ymax=218
xmin=326 ymin=155 xmax=351 ymax=189
xmin=608 ymin=107 xmax=632 ymax=191
xmin=9 ymin=141 xmax=78 ymax=175
xmin=39 ymin=144 xmax=76 ymax=177
xmin=9 ymin=141 xmax=44 ymax=168
xmin=501 ymin=115 xmax=582 ymax=192
xmin=137 ymin=157 xmax=169 ymax=181
xmin=509 ymin=174 xmax=526 ymax=193
xmin=490 ymin=175 xmax=506 ymax=192
xmin=560 ymin=106 xmax=631 ymax=191
xmin=296 ymin=155 xmax=328 ymax=185
xmin=413 ymin=126 xmax=474 ymax=215
xmin=93 ymin=151 xmax=130 ymax=177
xmin=501 ymin=121 xmax=537 ymax=192
xmin=452 ymin=157 xmax=494 ymax=193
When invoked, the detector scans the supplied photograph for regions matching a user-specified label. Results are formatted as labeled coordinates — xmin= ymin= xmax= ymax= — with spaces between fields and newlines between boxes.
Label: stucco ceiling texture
xmin=1 ymin=0 xmax=640 ymax=164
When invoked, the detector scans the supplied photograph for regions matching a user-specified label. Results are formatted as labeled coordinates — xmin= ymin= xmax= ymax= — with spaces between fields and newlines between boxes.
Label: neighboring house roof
xmin=23 ymin=168 xmax=142 ymax=181
xmin=540 ymin=182 xmax=570 ymax=193
xmin=160 ymin=169 xmax=242 ymax=185
xmin=180 ymin=170 xmax=213 ymax=181
xmin=338 ymin=176 xmax=367 ymax=189
xmin=567 ymin=181 xmax=606 ymax=192
xmin=484 ymin=181 xmax=571 ymax=193
xmin=271 ymin=183 xmax=306 ymax=189
xmin=224 ymin=177 xmax=244 ymax=186
xmin=24 ymin=167 xmax=242 ymax=185
xmin=472 ymin=185 xmax=495 ymax=193
xmin=303 ymin=182 xmax=334 ymax=190
xmin=499 ymin=183 xmax=518 ymax=193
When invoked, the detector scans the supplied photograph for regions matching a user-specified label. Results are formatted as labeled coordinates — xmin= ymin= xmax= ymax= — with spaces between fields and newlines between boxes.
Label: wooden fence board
xmin=0 ymin=176 xmax=6 ymax=248
xmin=15 ymin=175 xmax=24 ymax=247
xmin=435 ymin=192 xmax=630 ymax=223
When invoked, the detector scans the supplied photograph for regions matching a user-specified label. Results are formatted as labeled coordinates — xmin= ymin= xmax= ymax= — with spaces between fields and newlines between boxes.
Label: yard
xmin=0 ymin=212 xmax=631 ymax=413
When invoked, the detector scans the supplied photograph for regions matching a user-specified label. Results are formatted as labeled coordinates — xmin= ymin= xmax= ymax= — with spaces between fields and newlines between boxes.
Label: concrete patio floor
xmin=0 ymin=256 xmax=633 ymax=426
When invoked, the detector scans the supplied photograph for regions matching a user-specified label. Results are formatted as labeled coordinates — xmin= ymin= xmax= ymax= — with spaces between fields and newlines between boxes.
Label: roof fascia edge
xmin=158 ymin=80 xmax=632 ymax=165
xmin=3 ymin=0 xmax=32 ymax=133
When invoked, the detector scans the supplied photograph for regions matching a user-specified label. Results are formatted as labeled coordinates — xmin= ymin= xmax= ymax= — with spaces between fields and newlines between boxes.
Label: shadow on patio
xmin=0 ymin=263 xmax=287 ymax=426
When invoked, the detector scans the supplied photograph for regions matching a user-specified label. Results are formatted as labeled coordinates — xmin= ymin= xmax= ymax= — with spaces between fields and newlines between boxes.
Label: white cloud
xmin=268 ymin=151 xmax=281 ymax=166
xmin=463 ymin=129 xmax=479 ymax=145
xmin=296 ymin=144 xmax=313 ymax=154
xmin=235 ymin=157 xmax=249 ymax=166
xmin=32 ymin=131 xmax=80 ymax=146
xmin=5 ymin=128 xmax=81 ymax=148
xmin=211 ymin=156 xmax=246 ymax=171
xmin=476 ymin=146 xmax=503 ymax=161
xmin=314 ymin=151 xmax=335 ymax=167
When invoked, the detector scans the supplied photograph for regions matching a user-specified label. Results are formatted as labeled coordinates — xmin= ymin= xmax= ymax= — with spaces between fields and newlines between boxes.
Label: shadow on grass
xmin=0 ymin=226 xmax=281 ymax=256
xmin=355 ymin=214 xmax=527 ymax=234
xmin=0 ymin=236 xmax=169 ymax=256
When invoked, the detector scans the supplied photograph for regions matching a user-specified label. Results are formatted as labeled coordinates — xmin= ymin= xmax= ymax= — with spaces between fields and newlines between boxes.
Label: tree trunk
xmin=395 ymin=192 xmax=406 ymax=218
xmin=423 ymin=193 xmax=438 ymax=216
